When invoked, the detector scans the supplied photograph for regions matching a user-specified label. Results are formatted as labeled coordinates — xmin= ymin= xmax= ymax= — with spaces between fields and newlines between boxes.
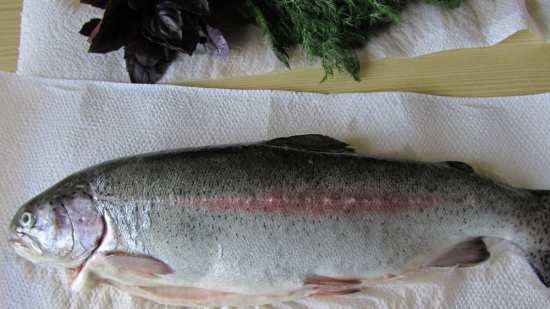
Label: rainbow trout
xmin=8 ymin=135 xmax=550 ymax=306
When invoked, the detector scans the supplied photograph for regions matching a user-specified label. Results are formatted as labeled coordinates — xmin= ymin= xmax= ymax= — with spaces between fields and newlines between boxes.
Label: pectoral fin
xmin=68 ymin=263 xmax=99 ymax=292
xmin=100 ymin=252 xmax=173 ymax=278
xmin=108 ymin=281 xmax=240 ymax=305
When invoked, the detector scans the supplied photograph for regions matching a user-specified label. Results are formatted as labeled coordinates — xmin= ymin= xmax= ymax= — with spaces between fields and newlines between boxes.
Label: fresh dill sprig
xmin=247 ymin=0 xmax=463 ymax=81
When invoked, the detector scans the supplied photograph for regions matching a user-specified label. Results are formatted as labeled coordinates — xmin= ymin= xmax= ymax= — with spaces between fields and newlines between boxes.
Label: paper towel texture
xmin=1 ymin=72 xmax=550 ymax=308
xmin=16 ymin=0 xmax=545 ymax=83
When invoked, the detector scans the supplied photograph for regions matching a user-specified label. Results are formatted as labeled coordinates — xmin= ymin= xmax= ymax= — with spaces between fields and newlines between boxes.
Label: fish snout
xmin=7 ymin=233 xmax=22 ymax=247
xmin=7 ymin=215 xmax=26 ymax=248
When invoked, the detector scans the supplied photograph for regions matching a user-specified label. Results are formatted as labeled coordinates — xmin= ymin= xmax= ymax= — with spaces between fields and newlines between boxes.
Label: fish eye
xmin=19 ymin=212 xmax=35 ymax=228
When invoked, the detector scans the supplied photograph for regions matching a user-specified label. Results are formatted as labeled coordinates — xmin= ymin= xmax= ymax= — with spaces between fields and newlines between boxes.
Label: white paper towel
xmin=1 ymin=71 xmax=550 ymax=308
xmin=16 ymin=0 xmax=547 ymax=83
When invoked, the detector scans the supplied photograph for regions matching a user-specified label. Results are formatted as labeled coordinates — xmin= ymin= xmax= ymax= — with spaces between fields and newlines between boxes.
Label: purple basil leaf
xmin=181 ymin=0 xmax=210 ymax=15
xmin=206 ymin=0 xmax=252 ymax=28
xmin=127 ymin=0 xmax=149 ymax=10
xmin=151 ymin=0 xmax=184 ymax=40
xmin=142 ymin=3 xmax=205 ymax=55
xmin=205 ymin=25 xmax=229 ymax=58
xmin=81 ymin=0 xmax=108 ymax=9
xmin=89 ymin=0 xmax=141 ymax=53
xmin=124 ymin=37 xmax=177 ymax=83
xmin=79 ymin=18 xmax=101 ymax=37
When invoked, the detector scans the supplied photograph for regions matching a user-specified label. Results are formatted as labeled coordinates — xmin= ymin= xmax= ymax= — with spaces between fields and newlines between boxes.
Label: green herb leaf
xmin=248 ymin=0 xmax=462 ymax=81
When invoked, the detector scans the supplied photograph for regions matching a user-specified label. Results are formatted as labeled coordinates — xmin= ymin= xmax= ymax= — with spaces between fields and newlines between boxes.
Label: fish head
xmin=8 ymin=186 xmax=104 ymax=268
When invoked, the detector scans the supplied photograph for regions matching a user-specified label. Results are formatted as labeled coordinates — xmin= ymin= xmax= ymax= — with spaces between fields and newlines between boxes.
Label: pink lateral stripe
xmin=188 ymin=191 xmax=442 ymax=215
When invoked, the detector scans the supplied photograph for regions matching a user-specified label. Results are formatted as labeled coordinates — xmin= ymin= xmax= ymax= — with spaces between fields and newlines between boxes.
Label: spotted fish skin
xmin=8 ymin=135 xmax=550 ymax=305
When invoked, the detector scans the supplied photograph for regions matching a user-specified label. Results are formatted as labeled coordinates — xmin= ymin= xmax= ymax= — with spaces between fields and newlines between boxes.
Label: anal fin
xmin=427 ymin=237 xmax=490 ymax=268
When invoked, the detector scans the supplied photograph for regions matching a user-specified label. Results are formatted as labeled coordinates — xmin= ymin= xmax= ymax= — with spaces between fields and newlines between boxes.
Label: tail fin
xmin=527 ymin=250 xmax=550 ymax=287
xmin=528 ymin=256 xmax=550 ymax=287
xmin=526 ymin=190 xmax=550 ymax=287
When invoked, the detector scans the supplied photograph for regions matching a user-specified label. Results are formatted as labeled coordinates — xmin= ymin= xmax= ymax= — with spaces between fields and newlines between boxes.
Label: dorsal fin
xmin=529 ymin=190 xmax=550 ymax=201
xmin=440 ymin=161 xmax=475 ymax=173
xmin=262 ymin=135 xmax=355 ymax=154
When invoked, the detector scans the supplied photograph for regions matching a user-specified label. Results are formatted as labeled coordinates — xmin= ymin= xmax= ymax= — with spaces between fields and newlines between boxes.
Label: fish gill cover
xmin=79 ymin=0 xmax=463 ymax=84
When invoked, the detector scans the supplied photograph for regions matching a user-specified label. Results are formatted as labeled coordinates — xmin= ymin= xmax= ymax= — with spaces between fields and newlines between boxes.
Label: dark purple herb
xmin=205 ymin=25 xmax=229 ymax=58
xmin=127 ymin=0 xmax=148 ymax=10
xmin=79 ymin=0 xmax=237 ymax=83
xmin=142 ymin=0 xmax=208 ymax=55
xmin=79 ymin=18 xmax=101 ymax=38
xmin=80 ymin=0 xmax=108 ymax=9
xmin=83 ymin=0 xmax=141 ymax=54
xmin=124 ymin=37 xmax=177 ymax=83
xmin=179 ymin=0 xmax=210 ymax=15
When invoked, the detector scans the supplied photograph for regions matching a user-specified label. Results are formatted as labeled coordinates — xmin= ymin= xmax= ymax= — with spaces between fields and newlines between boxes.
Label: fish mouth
xmin=8 ymin=233 xmax=27 ymax=248
xmin=8 ymin=232 xmax=44 ymax=257
xmin=8 ymin=236 xmax=25 ymax=248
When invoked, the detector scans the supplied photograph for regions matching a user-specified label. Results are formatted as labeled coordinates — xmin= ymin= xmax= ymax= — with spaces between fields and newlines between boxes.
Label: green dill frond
xmin=426 ymin=0 xmax=464 ymax=9
xmin=245 ymin=0 xmax=298 ymax=67
xmin=247 ymin=0 xmax=463 ymax=81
